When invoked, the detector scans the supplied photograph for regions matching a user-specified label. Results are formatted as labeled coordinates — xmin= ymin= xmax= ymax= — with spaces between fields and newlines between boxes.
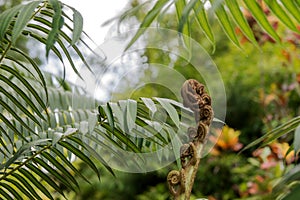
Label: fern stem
xmin=0 ymin=42 xmax=12 ymax=63
xmin=32 ymin=1 xmax=47 ymax=18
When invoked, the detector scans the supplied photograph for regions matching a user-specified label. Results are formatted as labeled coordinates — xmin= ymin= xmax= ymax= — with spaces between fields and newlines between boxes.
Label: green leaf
xmin=85 ymin=133 xmax=125 ymax=162
xmin=281 ymin=1 xmax=300 ymax=24
xmin=3 ymin=178 xmax=35 ymax=199
xmin=126 ymin=99 xmax=137 ymax=132
xmin=0 ymin=64 xmax=47 ymax=112
xmin=282 ymin=184 xmax=300 ymax=200
xmin=125 ymin=0 xmax=170 ymax=50
xmin=71 ymin=8 xmax=83 ymax=44
xmin=294 ymin=125 xmax=300 ymax=154
xmin=167 ymin=127 xmax=182 ymax=169
xmin=58 ymin=140 xmax=100 ymax=179
xmin=0 ymin=86 xmax=41 ymax=125
xmin=51 ymin=147 xmax=91 ymax=183
xmin=178 ymin=0 xmax=197 ymax=33
xmin=94 ymin=127 xmax=126 ymax=151
xmin=0 ymin=4 xmax=23 ymax=41
xmin=224 ymin=0 xmax=259 ymax=47
xmin=274 ymin=165 xmax=300 ymax=194
xmin=0 ymin=182 xmax=23 ymax=200
xmin=210 ymin=0 xmax=241 ymax=48
xmin=244 ymin=0 xmax=281 ymax=43
xmin=155 ymin=98 xmax=180 ymax=128
xmin=141 ymin=97 xmax=157 ymax=117
xmin=26 ymin=22 xmax=84 ymax=80
xmin=135 ymin=116 xmax=168 ymax=144
xmin=40 ymin=152 xmax=79 ymax=189
xmin=82 ymin=143 xmax=115 ymax=176
xmin=37 ymin=11 xmax=93 ymax=73
xmin=98 ymin=105 xmax=106 ymax=121
xmin=193 ymin=1 xmax=215 ymax=47
xmin=0 ymin=139 xmax=50 ymax=170
xmin=19 ymin=167 xmax=54 ymax=200
xmin=175 ymin=0 xmax=191 ymax=50
xmin=10 ymin=173 xmax=42 ymax=200
xmin=0 ymin=99 xmax=36 ymax=134
xmin=102 ymin=103 xmax=115 ymax=132
xmin=0 ymin=74 xmax=46 ymax=120
xmin=101 ymin=123 xmax=141 ymax=153
xmin=25 ymin=162 xmax=66 ymax=197
xmin=11 ymin=1 xmax=42 ymax=44
xmin=10 ymin=47 xmax=49 ymax=105
xmin=264 ymin=0 xmax=298 ymax=32
xmin=242 ymin=116 xmax=300 ymax=152
xmin=46 ymin=0 xmax=64 ymax=58
xmin=0 ymin=187 xmax=13 ymax=200
xmin=0 ymin=112 xmax=27 ymax=142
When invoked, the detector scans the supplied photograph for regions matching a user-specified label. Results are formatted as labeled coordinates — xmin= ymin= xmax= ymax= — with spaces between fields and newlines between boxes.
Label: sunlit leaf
xmin=281 ymin=1 xmax=300 ymax=24
xmin=264 ymin=0 xmax=298 ymax=32
xmin=0 ymin=112 xmax=27 ymax=142
xmin=225 ymin=0 xmax=259 ymax=47
xmin=125 ymin=0 xmax=170 ymax=50
xmin=178 ymin=0 xmax=197 ymax=33
xmin=51 ymin=147 xmax=90 ymax=183
xmin=3 ymin=178 xmax=35 ymax=199
xmin=193 ymin=1 xmax=215 ymax=47
xmin=33 ymin=156 xmax=77 ymax=191
xmin=10 ymin=173 xmax=42 ymax=200
xmin=19 ymin=167 xmax=55 ymax=200
xmin=210 ymin=0 xmax=241 ymax=48
xmin=0 ymin=182 xmax=23 ymax=200
xmin=0 ymin=99 xmax=36 ymax=134
xmin=10 ymin=47 xmax=49 ymax=105
xmin=12 ymin=1 xmax=42 ymax=44
xmin=244 ymin=0 xmax=281 ymax=43
xmin=0 ymin=139 xmax=50 ymax=170
xmin=0 ymin=186 xmax=13 ymax=200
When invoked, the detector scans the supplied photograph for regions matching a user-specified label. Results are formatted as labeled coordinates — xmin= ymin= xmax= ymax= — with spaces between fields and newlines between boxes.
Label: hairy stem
xmin=180 ymin=141 xmax=205 ymax=200
xmin=168 ymin=79 xmax=212 ymax=200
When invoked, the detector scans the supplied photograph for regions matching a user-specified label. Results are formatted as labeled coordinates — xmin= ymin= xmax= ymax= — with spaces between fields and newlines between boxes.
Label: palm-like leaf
xmin=0 ymin=69 xmax=195 ymax=198
xmin=0 ymin=2 xmax=197 ymax=198
xmin=2 ymin=0 xmax=300 ymax=199
xmin=121 ymin=0 xmax=300 ymax=50
xmin=0 ymin=0 xmax=192 ymax=199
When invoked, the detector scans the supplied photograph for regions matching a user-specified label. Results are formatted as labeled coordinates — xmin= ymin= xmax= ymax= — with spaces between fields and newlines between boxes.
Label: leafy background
xmin=1 ymin=0 xmax=300 ymax=199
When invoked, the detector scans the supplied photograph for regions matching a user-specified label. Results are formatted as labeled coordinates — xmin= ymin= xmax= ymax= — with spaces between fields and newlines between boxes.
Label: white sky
xmin=57 ymin=1 xmax=130 ymax=101
xmin=62 ymin=0 xmax=128 ymax=45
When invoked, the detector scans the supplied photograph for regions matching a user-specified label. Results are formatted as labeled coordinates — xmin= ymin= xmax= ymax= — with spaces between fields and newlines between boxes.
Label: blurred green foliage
xmin=2 ymin=0 xmax=300 ymax=199
xmin=81 ymin=2 xmax=300 ymax=199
